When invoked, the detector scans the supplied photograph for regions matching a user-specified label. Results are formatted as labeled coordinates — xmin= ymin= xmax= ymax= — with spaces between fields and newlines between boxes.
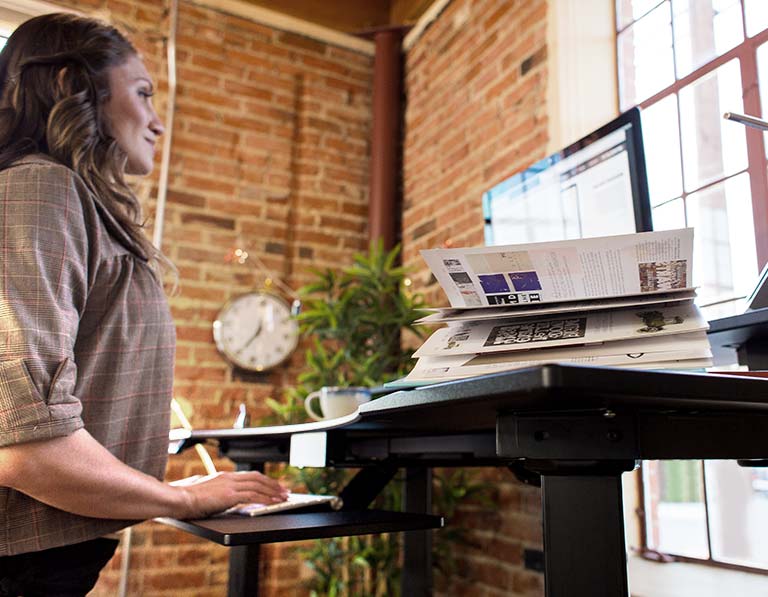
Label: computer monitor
xmin=483 ymin=108 xmax=651 ymax=245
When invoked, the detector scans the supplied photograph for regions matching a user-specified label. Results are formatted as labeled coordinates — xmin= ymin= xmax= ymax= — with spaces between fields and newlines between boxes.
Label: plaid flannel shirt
xmin=0 ymin=155 xmax=175 ymax=555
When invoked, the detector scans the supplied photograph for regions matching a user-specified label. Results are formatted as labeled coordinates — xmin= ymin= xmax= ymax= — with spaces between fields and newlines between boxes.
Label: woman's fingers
xmin=176 ymin=471 xmax=290 ymax=518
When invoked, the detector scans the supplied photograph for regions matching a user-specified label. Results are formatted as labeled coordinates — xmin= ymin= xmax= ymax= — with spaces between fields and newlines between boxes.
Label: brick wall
xmin=403 ymin=0 xmax=549 ymax=307
xmin=34 ymin=0 xmax=551 ymax=594
xmin=42 ymin=0 xmax=373 ymax=595
xmin=402 ymin=1 xmax=549 ymax=595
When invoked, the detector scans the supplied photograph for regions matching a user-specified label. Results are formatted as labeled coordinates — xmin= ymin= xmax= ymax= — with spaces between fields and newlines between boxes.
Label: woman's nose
xmin=150 ymin=109 xmax=165 ymax=136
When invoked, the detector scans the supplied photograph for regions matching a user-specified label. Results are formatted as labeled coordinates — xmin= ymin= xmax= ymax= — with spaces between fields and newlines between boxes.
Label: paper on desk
xmin=421 ymin=228 xmax=694 ymax=308
xmin=413 ymin=302 xmax=708 ymax=357
xmin=404 ymin=332 xmax=712 ymax=382
xmin=416 ymin=289 xmax=697 ymax=324
xmin=222 ymin=493 xmax=343 ymax=517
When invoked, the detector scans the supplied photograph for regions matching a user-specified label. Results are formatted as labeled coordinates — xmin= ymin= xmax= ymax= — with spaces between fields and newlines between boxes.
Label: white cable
xmin=117 ymin=527 xmax=132 ymax=597
xmin=171 ymin=398 xmax=218 ymax=475
xmin=152 ymin=0 xmax=178 ymax=249
xmin=119 ymin=4 xmax=179 ymax=596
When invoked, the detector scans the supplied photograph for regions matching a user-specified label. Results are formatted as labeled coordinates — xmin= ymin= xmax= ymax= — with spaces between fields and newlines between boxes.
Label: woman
xmin=0 ymin=13 xmax=287 ymax=596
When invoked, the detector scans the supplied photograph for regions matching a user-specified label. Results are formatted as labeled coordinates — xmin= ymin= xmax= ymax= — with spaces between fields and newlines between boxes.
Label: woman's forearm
xmin=0 ymin=428 xmax=287 ymax=520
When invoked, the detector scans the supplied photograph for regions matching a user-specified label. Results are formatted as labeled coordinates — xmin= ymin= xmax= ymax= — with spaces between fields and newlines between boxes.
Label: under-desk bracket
xmin=338 ymin=462 xmax=399 ymax=509
xmin=497 ymin=411 xmax=637 ymax=460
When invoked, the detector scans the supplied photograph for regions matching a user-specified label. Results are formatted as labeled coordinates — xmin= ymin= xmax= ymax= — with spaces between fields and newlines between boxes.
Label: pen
xmin=723 ymin=111 xmax=768 ymax=132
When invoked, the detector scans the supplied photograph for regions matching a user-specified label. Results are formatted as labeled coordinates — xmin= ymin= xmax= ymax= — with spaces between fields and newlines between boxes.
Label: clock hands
xmin=236 ymin=320 xmax=263 ymax=355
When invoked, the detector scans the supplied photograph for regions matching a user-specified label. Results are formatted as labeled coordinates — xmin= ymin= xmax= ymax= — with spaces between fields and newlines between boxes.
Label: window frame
xmin=623 ymin=14 xmax=768 ymax=266
xmin=618 ymin=0 xmax=768 ymax=573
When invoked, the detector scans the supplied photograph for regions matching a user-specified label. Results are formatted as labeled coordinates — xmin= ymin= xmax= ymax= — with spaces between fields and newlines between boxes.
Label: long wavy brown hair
xmin=0 ymin=12 xmax=172 ymax=276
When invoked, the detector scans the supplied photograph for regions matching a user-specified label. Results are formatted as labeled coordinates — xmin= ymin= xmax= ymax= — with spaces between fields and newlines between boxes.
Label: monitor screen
xmin=483 ymin=108 xmax=651 ymax=246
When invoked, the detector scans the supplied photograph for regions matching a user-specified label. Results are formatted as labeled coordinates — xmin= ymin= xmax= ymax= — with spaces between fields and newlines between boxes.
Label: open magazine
xmin=416 ymin=289 xmax=697 ymax=325
xmin=398 ymin=229 xmax=710 ymax=385
xmin=400 ymin=332 xmax=711 ymax=384
xmin=421 ymin=228 xmax=693 ymax=308
xmin=413 ymin=302 xmax=707 ymax=357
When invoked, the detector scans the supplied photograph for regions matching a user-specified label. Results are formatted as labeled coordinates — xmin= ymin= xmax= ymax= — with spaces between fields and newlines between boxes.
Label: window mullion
xmin=738 ymin=44 xmax=768 ymax=267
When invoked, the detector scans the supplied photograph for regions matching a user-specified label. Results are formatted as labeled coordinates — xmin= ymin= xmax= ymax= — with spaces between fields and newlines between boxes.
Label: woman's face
xmin=102 ymin=54 xmax=164 ymax=175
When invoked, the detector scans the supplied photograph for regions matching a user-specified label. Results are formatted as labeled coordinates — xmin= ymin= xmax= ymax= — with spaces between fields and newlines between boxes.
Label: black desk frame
xmin=170 ymin=364 xmax=768 ymax=597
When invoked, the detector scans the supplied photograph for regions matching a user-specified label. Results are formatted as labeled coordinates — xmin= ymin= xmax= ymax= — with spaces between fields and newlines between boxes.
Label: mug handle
xmin=304 ymin=390 xmax=323 ymax=421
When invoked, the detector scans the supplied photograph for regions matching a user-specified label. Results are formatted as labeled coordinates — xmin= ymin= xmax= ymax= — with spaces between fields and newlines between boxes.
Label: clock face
xmin=213 ymin=291 xmax=299 ymax=372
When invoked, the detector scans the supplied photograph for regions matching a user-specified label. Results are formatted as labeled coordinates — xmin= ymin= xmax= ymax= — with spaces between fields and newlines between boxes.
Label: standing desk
xmin=707 ymin=306 xmax=768 ymax=368
xmin=166 ymin=364 xmax=768 ymax=597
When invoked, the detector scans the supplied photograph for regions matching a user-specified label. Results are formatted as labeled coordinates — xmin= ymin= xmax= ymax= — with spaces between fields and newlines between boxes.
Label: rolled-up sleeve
xmin=0 ymin=163 xmax=89 ymax=446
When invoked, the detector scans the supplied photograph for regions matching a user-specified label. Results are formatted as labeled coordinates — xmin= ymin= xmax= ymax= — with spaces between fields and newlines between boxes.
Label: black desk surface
xmin=158 ymin=510 xmax=444 ymax=546
xmin=176 ymin=364 xmax=768 ymax=443
xmin=707 ymin=306 xmax=768 ymax=353
xmin=166 ymin=364 xmax=768 ymax=597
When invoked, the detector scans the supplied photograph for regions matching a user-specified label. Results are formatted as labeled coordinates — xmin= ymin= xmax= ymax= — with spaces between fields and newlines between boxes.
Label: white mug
xmin=304 ymin=386 xmax=371 ymax=421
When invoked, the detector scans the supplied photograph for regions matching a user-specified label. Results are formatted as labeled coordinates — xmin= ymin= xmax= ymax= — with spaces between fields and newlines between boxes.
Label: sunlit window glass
xmin=744 ymin=0 xmax=768 ymax=37
xmin=618 ymin=2 xmax=675 ymax=110
xmin=643 ymin=461 xmax=710 ymax=559
xmin=651 ymin=197 xmax=686 ymax=230
xmin=617 ymin=0 xmax=667 ymax=30
xmin=642 ymin=96 xmax=683 ymax=205
xmin=704 ymin=461 xmax=768 ymax=569
xmin=672 ymin=0 xmax=743 ymax=79
xmin=758 ymin=41 xmax=768 ymax=159
xmin=679 ymin=59 xmax=747 ymax=192
xmin=686 ymin=172 xmax=757 ymax=302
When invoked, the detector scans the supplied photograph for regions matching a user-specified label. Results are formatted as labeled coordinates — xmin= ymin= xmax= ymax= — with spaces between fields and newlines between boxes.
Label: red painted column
xmin=368 ymin=27 xmax=406 ymax=250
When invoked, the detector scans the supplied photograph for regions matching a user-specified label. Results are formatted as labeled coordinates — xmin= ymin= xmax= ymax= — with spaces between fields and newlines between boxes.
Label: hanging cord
xmin=170 ymin=398 xmax=218 ymax=475
xmin=228 ymin=247 xmax=302 ymax=315
xmin=119 ymin=2 xmax=179 ymax=596
xmin=151 ymin=0 xmax=178 ymax=249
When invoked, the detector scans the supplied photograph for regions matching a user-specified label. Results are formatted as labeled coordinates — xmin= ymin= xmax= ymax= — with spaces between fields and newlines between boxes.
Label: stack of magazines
xmin=398 ymin=228 xmax=712 ymax=386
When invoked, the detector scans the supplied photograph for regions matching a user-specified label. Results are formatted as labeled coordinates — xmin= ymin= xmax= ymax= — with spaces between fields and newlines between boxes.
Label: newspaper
xmin=421 ymin=228 xmax=693 ymax=308
xmin=403 ymin=332 xmax=711 ymax=383
xmin=413 ymin=302 xmax=708 ymax=358
xmin=416 ymin=289 xmax=696 ymax=325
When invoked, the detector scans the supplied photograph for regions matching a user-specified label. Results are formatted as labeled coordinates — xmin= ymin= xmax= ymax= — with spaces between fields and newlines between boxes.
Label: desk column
xmin=228 ymin=462 xmax=262 ymax=597
xmin=498 ymin=411 xmax=637 ymax=597
xmin=402 ymin=467 xmax=433 ymax=596
xmin=540 ymin=472 xmax=630 ymax=597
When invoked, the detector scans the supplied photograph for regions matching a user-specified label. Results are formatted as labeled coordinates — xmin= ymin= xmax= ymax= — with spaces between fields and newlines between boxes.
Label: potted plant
xmin=265 ymin=241 xmax=489 ymax=596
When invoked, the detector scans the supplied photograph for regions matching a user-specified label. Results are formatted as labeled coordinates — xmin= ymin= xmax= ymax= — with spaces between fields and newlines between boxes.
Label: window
xmin=0 ymin=2 xmax=78 ymax=51
xmin=617 ymin=0 xmax=768 ymax=573
xmin=618 ymin=0 xmax=768 ymax=308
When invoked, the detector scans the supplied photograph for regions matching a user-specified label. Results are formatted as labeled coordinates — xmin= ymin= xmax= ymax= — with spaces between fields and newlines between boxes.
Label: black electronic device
xmin=483 ymin=107 xmax=651 ymax=245
xmin=745 ymin=261 xmax=768 ymax=311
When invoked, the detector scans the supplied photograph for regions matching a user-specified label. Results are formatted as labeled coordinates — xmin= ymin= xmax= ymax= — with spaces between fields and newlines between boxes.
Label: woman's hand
xmin=0 ymin=429 xmax=290 ymax=521
xmin=174 ymin=471 xmax=289 ymax=519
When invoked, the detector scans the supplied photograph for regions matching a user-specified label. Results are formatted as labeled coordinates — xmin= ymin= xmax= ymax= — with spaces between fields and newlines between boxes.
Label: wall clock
xmin=213 ymin=290 xmax=299 ymax=372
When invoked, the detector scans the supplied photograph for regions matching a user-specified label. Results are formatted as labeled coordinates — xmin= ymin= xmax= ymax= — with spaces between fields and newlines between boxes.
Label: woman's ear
xmin=54 ymin=66 xmax=69 ymax=99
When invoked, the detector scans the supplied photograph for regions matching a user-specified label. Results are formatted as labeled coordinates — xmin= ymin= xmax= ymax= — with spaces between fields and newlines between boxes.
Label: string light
xmin=225 ymin=243 xmax=302 ymax=314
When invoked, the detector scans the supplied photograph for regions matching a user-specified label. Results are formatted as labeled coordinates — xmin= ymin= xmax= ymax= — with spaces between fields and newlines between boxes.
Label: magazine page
xmin=412 ymin=303 xmax=707 ymax=357
xmin=421 ymin=228 xmax=694 ymax=308
xmin=415 ymin=289 xmax=697 ymax=325
xmin=405 ymin=347 xmax=713 ymax=382
xmin=406 ymin=332 xmax=710 ymax=381
xmin=461 ymin=330 xmax=708 ymax=361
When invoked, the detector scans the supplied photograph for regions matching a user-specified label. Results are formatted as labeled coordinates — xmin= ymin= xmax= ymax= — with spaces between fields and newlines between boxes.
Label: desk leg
xmin=402 ymin=467 xmax=433 ymax=596
xmin=228 ymin=462 xmax=263 ymax=597
xmin=228 ymin=545 xmax=260 ymax=597
xmin=737 ymin=338 xmax=768 ymax=369
xmin=541 ymin=474 xmax=628 ymax=597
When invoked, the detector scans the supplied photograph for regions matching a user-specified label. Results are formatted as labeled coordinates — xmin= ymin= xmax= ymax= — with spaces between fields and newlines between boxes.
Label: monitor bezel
xmin=483 ymin=107 xmax=652 ymax=243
